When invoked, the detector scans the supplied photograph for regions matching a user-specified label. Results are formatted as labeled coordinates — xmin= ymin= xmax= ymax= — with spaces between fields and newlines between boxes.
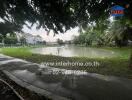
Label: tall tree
xmin=104 ymin=19 xmax=132 ymax=47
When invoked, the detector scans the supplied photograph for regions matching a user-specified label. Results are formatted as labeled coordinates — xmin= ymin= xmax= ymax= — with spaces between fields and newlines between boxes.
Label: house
xmin=25 ymin=34 xmax=41 ymax=44
xmin=111 ymin=5 xmax=125 ymax=16
xmin=16 ymin=33 xmax=45 ymax=45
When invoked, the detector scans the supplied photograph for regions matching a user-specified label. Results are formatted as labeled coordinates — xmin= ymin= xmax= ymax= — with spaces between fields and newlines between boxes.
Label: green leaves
xmin=0 ymin=0 xmax=132 ymax=34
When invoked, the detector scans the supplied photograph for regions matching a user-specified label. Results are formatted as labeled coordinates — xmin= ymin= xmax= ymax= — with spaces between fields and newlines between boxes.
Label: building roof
xmin=111 ymin=5 xmax=125 ymax=10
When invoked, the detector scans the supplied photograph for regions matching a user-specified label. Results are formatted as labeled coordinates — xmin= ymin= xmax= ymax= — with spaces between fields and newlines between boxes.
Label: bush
xmin=4 ymin=36 xmax=18 ymax=44
xmin=57 ymin=39 xmax=64 ymax=45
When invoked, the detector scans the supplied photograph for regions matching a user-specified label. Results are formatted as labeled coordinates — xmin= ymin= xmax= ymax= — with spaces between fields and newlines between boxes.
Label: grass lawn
xmin=0 ymin=46 xmax=132 ymax=78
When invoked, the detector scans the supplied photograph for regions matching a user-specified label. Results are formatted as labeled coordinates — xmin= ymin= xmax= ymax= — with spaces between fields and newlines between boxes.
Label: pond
xmin=31 ymin=45 xmax=119 ymax=58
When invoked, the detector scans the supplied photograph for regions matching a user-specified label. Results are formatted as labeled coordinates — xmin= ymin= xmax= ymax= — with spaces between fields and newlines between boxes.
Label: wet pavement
xmin=0 ymin=54 xmax=132 ymax=100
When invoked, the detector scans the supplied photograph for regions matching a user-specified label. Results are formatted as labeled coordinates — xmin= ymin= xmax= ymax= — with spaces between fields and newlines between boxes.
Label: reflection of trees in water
xmin=57 ymin=47 xmax=62 ymax=56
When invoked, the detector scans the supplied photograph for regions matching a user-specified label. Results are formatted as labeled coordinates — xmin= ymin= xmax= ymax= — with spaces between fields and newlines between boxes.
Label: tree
xmin=73 ymin=36 xmax=80 ymax=44
xmin=4 ymin=33 xmax=18 ymax=44
xmin=57 ymin=39 xmax=64 ymax=45
xmin=0 ymin=34 xmax=3 ymax=43
xmin=73 ymin=31 xmax=97 ymax=46
xmin=105 ymin=19 xmax=132 ymax=47
xmin=0 ymin=22 xmax=22 ymax=37
xmin=4 ymin=37 xmax=18 ymax=44
xmin=20 ymin=36 xmax=26 ymax=45
xmin=0 ymin=0 xmax=132 ymax=35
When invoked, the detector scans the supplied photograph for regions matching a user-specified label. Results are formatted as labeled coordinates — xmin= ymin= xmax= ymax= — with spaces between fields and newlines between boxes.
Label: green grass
xmin=0 ymin=47 xmax=32 ymax=58
xmin=0 ymin=46 xmax=132 ymax=78
xmin=101 ymin=47 xmax=132 ymax=59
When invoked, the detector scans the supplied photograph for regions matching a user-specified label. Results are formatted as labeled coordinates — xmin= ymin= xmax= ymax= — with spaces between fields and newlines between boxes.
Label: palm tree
xmin=104 ymin=20 xmax=132 ymax=47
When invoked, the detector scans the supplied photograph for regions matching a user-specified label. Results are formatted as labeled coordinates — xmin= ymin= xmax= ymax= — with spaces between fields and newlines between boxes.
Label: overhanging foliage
xmin=0 ymin=0 xmax=132 ymax=34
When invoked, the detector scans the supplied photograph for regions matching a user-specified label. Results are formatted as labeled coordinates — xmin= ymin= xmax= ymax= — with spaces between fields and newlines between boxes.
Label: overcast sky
xmin=22 ymin=24 xmax=79 ymax=42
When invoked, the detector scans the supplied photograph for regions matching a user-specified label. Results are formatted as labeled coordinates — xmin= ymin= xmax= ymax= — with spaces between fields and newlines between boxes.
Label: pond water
xmin=31 ymin=45 xmax=118 ymax=58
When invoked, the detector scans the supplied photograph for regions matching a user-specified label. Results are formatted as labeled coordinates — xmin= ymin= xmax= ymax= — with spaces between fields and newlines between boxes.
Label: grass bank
xmin=0 ymin=47 xmax=132 ymax=78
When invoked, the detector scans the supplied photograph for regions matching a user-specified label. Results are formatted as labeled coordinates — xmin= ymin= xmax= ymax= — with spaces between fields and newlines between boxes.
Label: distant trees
xmin=0 ymin=33 xmax=47 ymax=46
xmin=73 ymin=32 xmax=97 ymax=46
xmin=20 ymin=36 xmax=26 ymax=45
xmin=4 ymin=33 xmax=18 ymax=44
xmin=73 ymin=36 xmax=80 ymax=45
xmin=73 ymin=24 xmax=101 ymax=46
xmin=37 ymin=41 xmax=46 ymax=45
xmin=57 ymin=39 xmax=64 ymax=45
xmin=73 ymin=18 xmax=132 ymax=47
xmin=0 ymin=34 xmax=3 ymax=43
xmin=1 ymin=33 xmax=21 ymax=45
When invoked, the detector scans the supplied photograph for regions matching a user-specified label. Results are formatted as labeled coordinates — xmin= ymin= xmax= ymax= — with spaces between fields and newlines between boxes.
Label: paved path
xmin=0 ymin=54 xmax=132 ymax=100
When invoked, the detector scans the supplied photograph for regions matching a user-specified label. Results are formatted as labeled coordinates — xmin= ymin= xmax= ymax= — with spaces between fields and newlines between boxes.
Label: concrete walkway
xmin=0 ymin=54 xmax=132 ymax=100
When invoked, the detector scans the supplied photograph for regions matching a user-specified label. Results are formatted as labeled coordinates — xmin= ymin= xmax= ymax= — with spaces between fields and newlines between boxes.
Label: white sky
xmin=22 ymin=24 xmax=79 ymax=42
